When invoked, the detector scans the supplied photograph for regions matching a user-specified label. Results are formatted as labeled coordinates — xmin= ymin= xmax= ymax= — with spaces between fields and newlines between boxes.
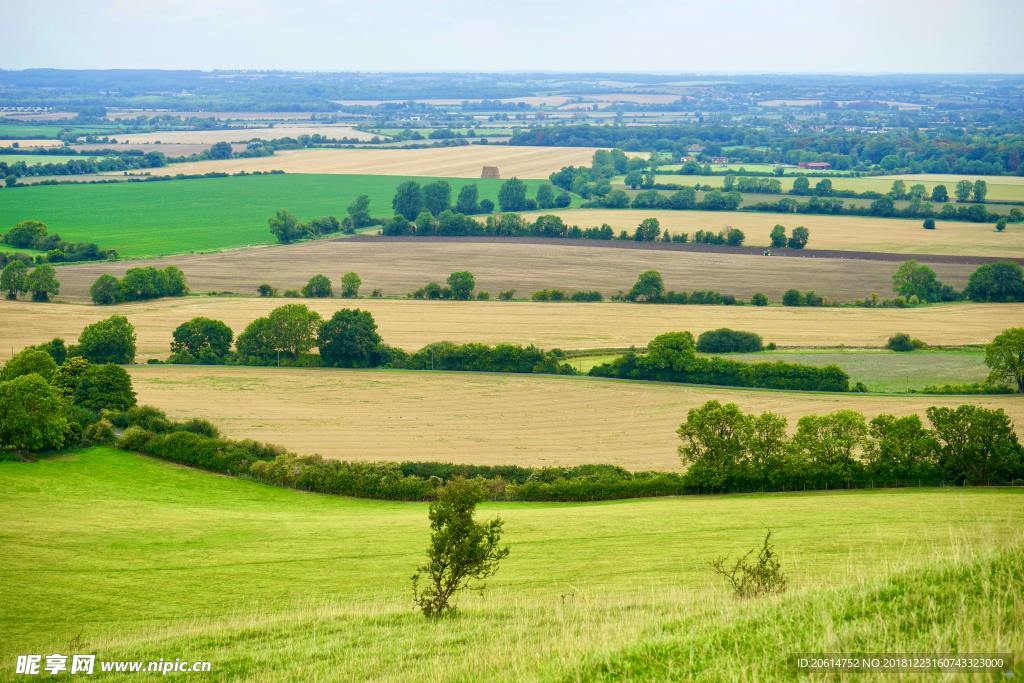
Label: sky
xmin=4 ymin=0 xmax=1023 ymax=73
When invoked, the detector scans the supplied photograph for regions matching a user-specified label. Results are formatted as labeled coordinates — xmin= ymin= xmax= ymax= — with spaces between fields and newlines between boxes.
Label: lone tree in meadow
xmin=628 ymin=270 xmax=665 ymax=302
xmin=412 ymin=479 xmax=509 ymax=618
xmin=985 ymin=328 xmax=1024 ymax=393
xmin=302 ymin=274 xmax=333 ymax=298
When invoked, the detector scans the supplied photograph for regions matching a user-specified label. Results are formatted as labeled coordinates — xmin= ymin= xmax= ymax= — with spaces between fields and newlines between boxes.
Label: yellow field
xmin=111 ymin=125 xmax=380 ymax=144
xmin=660 ymin=174 xmax=1024 ymax=202
xmin=50 ymin=239 xmax=978 ymax=303
xmin=130 ymin=145 xmax=615 ymax=179
xmin=0 ymin=139 xmax=65 ymax=149
xmin=2 ymin=297 xmax=1019 ymax=362
xmin=524 ymin=209 xmax=1024 ymax=257
xmin=128 ymin=365 xmax=1024 ymax=470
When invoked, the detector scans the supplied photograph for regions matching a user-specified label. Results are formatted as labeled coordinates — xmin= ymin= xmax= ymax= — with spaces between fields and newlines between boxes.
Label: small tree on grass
xmin=412 ymin=479 xmax=509 ymax=618
xmin=711 ymin=530 xmax=787 ymax=599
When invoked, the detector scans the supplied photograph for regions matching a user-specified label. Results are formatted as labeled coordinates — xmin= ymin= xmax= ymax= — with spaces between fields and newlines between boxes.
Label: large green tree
xmin=392 ymin=181 xmax=424 ymax=220
xmin=74 ymin=363 xmax=137 ymax=412
xmin=1 ymin=348 xmax=57 ymax=382
xmin=985 ymin=327 xmax=1024 ymax=392
xmin=1 ymin=260 xmax=28 ymax=300
xmin=25 ymin=265 xmax=59 ymax=302
xmin=628 ymin=270 xmax=665 ymax=302
xmin=90 ymin=274 xmax=121 ymax=305
xmin=268 ymin=209 xmax=307 ymax=244
xmin=0 ymin=374 xmax=67 ymax=452
xmin=497 ymin=178 xmax=528 ymax=212
xmin=423 ymin=181 xmax=452 ymax=216
xmin=76 ymin=315 xmax=137 ymax=364
xmin=964 ymin=262 xmax=1024 ymax=302
xmin=891 ymin=260 xmax=943 ymax=301
xmin=446 ymin=271 xmax=476 ymax=300
xmin=317 ymin=308 xmax=382 ymax=368
xmin=171 ymin=317 xmax=234 ymax=364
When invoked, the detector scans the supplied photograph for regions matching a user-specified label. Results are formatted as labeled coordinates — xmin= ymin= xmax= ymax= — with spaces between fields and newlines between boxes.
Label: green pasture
xmin=0 ymin=154 xmax=107 ymax=166
xmin=1 ymin=448 xmax=1020 ymax=680
xmin=0 ymin=173 xmax=558 ymax=257
xmin=0 ymin=122 xmax=119 ymax=139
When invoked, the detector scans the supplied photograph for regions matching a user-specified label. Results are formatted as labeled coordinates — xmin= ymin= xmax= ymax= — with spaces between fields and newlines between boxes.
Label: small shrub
xmin=887 ymin=333 xmax=925 ymax=352
xmin=257 ymin=283 xmax=277 ymax=297
xmin=751 ymin=293 xmax=769 ymax=306
xmin=711 ymin=530 xmax=787 ymax=599
xmin=498 ymin=290 xmax=515 ymax=301
xmin=923 ymin=218 xmax=936 ymax=230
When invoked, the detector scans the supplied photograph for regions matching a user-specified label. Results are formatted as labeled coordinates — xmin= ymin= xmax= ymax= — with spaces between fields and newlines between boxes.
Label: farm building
xmin=799 ymin=161 xmax=833 ymax=170
xmin=709 ymin=156 xmax=729 ymax=164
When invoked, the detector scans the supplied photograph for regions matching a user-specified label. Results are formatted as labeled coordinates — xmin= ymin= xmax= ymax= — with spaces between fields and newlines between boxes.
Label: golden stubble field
xmin=128 ymin=145 xmax=617 ymax=179
xmin=127 ymin=365 xmax=1024 ymax=470
xmin=2 ymin=298 xmax=1019 ymax=362
xmin=51 ymin=240 xmax=976 ymax=303
xmin=523 ymin=209 xmax=1024 ymax=257
xmin=110 ymin=125 xmax=380 ymax=144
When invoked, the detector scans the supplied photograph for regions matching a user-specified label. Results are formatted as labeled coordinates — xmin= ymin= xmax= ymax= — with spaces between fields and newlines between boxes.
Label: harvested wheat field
xmin=111 ymin=125 xmax=380 ymax=144
xmin=526 ymin=209 xmax=1024 ymax=258
xmin=128 ymin=365 xmax=1024 ymax=470
xmin=129 ymin=145 xmax=617 ymax=179
xmin=0 ymin=139 xmax=65 ymax=148
xmin=51 ymin=239 xmax=977 ymax=303
xmin=3 ymin=298 xmax=1020 ymax=362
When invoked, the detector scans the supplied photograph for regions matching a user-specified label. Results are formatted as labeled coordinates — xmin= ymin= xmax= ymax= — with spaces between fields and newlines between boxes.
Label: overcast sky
xmin=5 ymin=0 xmax=1023 ymax=73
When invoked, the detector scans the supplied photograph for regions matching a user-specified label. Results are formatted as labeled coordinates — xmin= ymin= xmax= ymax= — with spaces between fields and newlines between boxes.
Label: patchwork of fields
xmin=3 ymin=449 xmax=1020 ymax=680
xmin=126 ymin=365 xmax=1024 ymax=469
xmin=3 ymin=298 xmax=1019 ymax=362
xmin=111 ymin=124 xmax=381 ymax=144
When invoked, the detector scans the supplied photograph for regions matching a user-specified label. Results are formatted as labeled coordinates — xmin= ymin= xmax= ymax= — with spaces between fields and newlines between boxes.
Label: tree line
xmin=1 ymin=220 xmax=116 ymax=266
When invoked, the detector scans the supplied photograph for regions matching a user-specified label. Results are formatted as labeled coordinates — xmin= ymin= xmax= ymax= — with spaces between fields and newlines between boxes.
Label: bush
xmin=711 ymin=531 xmax=787 ymax=599
xmin=2 ymin=348 xmax=57 ymax=382
xmin=402 ymin=341 xmax=576 ymax=375
xmin=340 ymin=272 xmax=361 ymax=298
xmin=696 ymin=329 xmax=764 ymax=353
xmin=0 ymin=374 xmax=67 ymax=452
xmin=497 ymin=290 xmax=515 ymax=301
xmin=170 ymin=317 xmax=234 ymax=364
xmin=887 ymin=333 xmax=925 ymax=352
xmin=751 ymin=293 xmax=769 ymax=306
xmin=923 ymin=218 xmax=936 ymax=229
xmin=257 ymin=283 xmax=277 ymax=297
xmin=781 ymin=289 xmax=802 ymax=306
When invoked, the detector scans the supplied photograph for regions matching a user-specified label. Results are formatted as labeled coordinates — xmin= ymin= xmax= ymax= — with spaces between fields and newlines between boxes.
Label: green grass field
xmin=722 ymin=348 xmax=989 ymax=393
xmin=0 ymin=122 xmax=119 ymax=139
xmin=568 ymin=348 xmax=988 ymax=393
xmin=2 ymin=448 xmax=1021 ymax=680
xmin=0 ymin=173 xmax=555 ymax=257
xmin=0 ymin=154 xmax=107 ymax=166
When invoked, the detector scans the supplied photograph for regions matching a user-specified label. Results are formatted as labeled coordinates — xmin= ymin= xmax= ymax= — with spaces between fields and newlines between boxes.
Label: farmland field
xmin=3 ymin=298 xmax=1020 ymax=362
xmin=48 ymin=239 xmax=980 ymax=303
xmin=3 ymin=449 xmax=1020 ymax=680
xmin=135 ymin=145 xmax=621 ymax=179
xmin=525 ymin=209 xmax=1024 ymax=257
xmin=0 ymin=174 xmax=556 ymax=257
xmin=126 ymin=365 xmax=1024 ymax=468
xmin=0 ymin=138 xmax=66 ymax=148
xmin=111 ymin=125 xmax=382 ymax=144
xmin=651 ymin=173 xmax=1024 ymax=202
xmin=0 ymin=153 xmax=105 ymax=165
xmin=717 ymin=348 xmax=989 ymax=393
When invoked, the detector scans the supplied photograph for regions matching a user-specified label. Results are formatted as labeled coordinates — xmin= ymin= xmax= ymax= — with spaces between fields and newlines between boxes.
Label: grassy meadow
xmin=1 ymin=448 xmax=1021 ymax=680
xmin=0 ymin=153 xmax=105 ymax=165
xmin=0 ymin=173 xmax=555 ymax=257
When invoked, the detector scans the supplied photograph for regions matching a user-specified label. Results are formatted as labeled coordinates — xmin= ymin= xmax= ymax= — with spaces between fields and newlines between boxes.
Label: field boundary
xmin=341 ymin=235 xmax=1024 ymax=266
